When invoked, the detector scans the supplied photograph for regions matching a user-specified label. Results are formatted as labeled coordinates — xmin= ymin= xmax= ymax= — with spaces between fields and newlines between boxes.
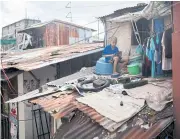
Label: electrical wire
xmin=83 ymin=19 xmax=99 ymax=26
xmin=57 ymin=2 xmax=131 ymax=10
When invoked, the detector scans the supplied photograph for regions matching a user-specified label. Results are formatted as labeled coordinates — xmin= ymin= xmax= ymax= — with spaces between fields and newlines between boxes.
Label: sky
xmin=0 ymin=1 xmax=144 ymax=39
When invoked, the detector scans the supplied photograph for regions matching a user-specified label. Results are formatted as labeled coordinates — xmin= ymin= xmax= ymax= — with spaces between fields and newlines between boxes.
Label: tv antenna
xmin=66 ymin=2 xmax=72 ymax=22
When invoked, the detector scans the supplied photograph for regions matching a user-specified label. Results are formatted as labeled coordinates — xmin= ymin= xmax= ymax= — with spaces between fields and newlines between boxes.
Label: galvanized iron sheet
xmin=52 ymin=110 xmax=173 ymax=139
xmin=1 ymin=43 xmax=103 ymax=71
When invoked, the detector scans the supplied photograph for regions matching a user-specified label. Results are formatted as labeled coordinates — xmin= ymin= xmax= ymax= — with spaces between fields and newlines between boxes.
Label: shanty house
xmin=1 ymin=43 xmax=103 ymax=139
xmin=1 ymin=19 xmax=41 ymax=51
xmin=18 ymin=19 xmax=96 ymax=49
xmin=100 ymin=2 xmax=171 ymax=56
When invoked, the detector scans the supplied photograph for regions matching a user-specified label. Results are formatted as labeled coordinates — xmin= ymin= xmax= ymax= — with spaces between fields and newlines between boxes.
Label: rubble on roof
xmin=5 ymin=64 xmax=174 ymax=138
xmin=1 ymin=43 xmax=103 ymax=71
xmin=52 ymin=105 xmax=173 ymax=139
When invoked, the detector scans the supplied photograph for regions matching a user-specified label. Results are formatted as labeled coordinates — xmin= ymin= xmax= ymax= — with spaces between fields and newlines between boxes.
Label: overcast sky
xmin=0 ymin=1 xmax=145 ymax=38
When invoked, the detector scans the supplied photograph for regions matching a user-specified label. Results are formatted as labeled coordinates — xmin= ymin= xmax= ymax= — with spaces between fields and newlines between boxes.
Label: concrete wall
xmin=1 ymin=19 xmax=40 ymax=51
xmin=18 ymin=65 xmax=56 ymax=139
xmin=2 ymin=19 xmax=40 ymax=38
xmin=105 ymin=21 xmax=132 ymax=58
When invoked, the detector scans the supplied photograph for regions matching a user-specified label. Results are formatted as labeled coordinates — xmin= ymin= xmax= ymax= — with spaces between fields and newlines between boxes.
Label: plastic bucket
xmin=127 ymin=63 xmax=140 ymax=75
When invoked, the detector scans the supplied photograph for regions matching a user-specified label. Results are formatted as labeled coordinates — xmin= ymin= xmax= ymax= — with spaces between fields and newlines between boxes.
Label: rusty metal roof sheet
xmin=1 ymin=43 xmax=103 ymax=71
xmin=75 ymin=101 xmax=131 ymax=132
xmin=28 ymin=88 xmax=173 ymax=134
xmin=52 ymin=111 xmax=109 ymax=139
xmin=30 ymin=92 xmax=78 ymax=119
xmin=52 ymin=110 xmax=174 ymax=139
xmin=27 ymin=90 xmax=127 ymax=132
xmin=116 ymin=117 xmax=174 ymax=139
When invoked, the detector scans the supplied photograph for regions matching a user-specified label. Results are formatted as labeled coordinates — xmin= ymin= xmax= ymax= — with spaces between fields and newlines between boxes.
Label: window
xmin=131 ymin=18 xmax=150 ymax=45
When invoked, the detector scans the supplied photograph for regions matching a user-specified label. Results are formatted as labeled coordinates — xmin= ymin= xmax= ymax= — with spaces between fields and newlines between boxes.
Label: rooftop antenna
xmin=66 ymin=2 xmax=72 ymax=22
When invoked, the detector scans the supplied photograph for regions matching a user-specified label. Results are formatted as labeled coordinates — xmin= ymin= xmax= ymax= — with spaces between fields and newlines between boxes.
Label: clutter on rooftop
xmin=2 ymin=1 xmax=176 ymax=139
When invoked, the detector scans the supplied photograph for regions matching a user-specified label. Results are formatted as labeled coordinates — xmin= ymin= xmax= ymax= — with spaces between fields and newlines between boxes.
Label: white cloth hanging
xmin=162 ymin=31 xmax=172 ymax=70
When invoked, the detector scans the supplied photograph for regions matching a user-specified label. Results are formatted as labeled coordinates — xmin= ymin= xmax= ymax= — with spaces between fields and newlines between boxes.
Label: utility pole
xmin=66 ymin=2 xmax=72 ymax=22
xmin=98 ymin=19 xmax=99 ymax=41
xmin=25 ymin=8 xmax=27 ymax=19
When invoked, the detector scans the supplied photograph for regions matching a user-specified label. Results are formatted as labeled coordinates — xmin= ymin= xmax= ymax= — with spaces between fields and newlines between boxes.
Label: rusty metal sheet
xmin=1 ymin=43 xmax=103 ymax=71
xmin=52 ymin=110 xmax=173 ymax=139
xmin=45 ymin=23 xmax=58 ymax=47
xmin=52 ymin=111 xmax=107 ymax=139
xmin=29 ymin=92 xmax=78 ymax=119
xmin=75 ymin=101 xmax=126 ymax=132
xmin=117 ymin=117 xmax=173 ymax=139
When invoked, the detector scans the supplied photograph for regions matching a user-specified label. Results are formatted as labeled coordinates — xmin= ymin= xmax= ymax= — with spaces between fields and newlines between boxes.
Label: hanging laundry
xmin=154 ymin=33 xmax=163 ymax=75
xmin=142 ymin=38 xmax=151 ymax=77
xmin=154 ymin=18 xmax=164 ymax=33
xmin=135 ymin=44 xmax=143 ymax=55
xmin=153 ymin=18 xmax=164 ymax=76
xmin=150 ymin=38 xmax=156 ymax=78
xmin=164 ymin=28 xmax=173 ymax=58
xmin=162 ymin=31 xmax=172 ymax=71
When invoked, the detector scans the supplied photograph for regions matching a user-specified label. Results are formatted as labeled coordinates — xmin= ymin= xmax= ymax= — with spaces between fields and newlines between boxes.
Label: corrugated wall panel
xmin=45 ymin=23 xmax=58 ymax=47
xmin=43 ymin=22 xmax=92 ymax=47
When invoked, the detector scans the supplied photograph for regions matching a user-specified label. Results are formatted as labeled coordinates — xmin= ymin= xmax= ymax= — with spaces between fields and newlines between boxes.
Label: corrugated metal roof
xmin=18 ymin=19 xmax=96 ymax=33
xmin=1 ymin=43 xmax=103 ymax=71
xmin=27 ymin=87 xmax=173 ymax=134
xmin=52 ymin=110 xmax=174 ymax=139
xmin=116 ymin=117 xmax=174 ymax=139
xmin=99 ymin=4 xmax=147 ymax=19
xmin=75 ymin=101 xmax=130 ymax=132
xmin=26 ymin=90 xmax=129 ymax=132
xmin=30 ymin=92 xmax=78 ymax=119
xmin=52 ymin=111 xmax=109 ymax=139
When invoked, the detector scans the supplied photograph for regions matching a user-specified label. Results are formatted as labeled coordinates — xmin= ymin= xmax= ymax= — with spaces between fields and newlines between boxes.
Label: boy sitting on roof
xmin=102 ymin=37 xmax=128 ymax=74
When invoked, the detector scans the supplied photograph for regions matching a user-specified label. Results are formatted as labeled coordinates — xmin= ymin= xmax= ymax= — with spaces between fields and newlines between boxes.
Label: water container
xmin=95 ymin=57 xmax=113 ymax=75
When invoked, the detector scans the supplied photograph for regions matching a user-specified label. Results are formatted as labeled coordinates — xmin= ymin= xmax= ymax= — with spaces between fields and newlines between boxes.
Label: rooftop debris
xmin=5 ymin=67 xmax=174 ymax=138
xmin=1 ymin=43 xmax=103 ymax=71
